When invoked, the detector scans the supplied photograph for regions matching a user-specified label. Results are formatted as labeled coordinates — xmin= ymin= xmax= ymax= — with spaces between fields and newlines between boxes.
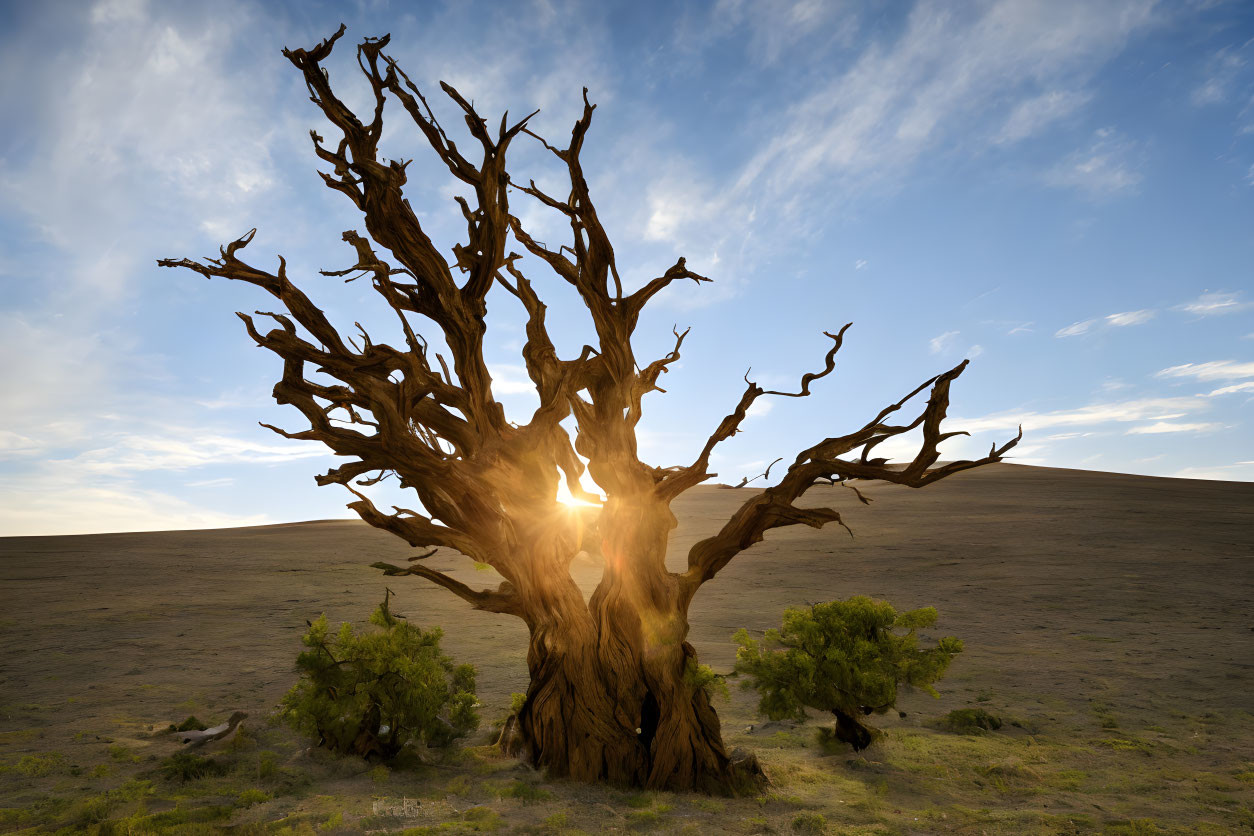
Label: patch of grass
xmin=791 ymin=811 xmax=828 ymax=833
xmin=109 ymin=743 xmax=142 ymax=763
xmin=236 ymin=787 xmax=272 ymax=807
xmin=113 ymin=802 xmax=235 ymax=831
xmin=494 ymin=778 xmax=553 ymax=803
xmin=541 ymin=811 xmax=569 ymax=829
xmin=1096 ymin=737 xmax=1154 ymax=755
xmin=933 ymin=708 xmax=1003 ymax=733
xmin=445 ymin=773 xmax=474 ymax=795
xmin=370 ymin=764 xmax=391 ymax=784
xmin=15 ymin=751 xmax=69 ymax=776
xmin=460 ymin=805 xmax=505 ymax=831
xmin=1103 ymin=819 xmax=1166 ymax=835
xmin=626 ymin=808 xmax=667 ymax=831
xmin=158 ymin=751 xmax=227 ymax=782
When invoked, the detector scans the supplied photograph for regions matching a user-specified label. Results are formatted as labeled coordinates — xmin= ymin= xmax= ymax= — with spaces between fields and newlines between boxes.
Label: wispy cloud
xmin=1055 ymin=308 xmax=1154 ymax=337
xmin=1055 ymin=319 xmax=1097 ymax=337
xmin=64 ymin=432 xmax=331 ymax=475
xmin=1156 ymin=360 xmax=1254 ymax=382
xmin=1191 ymin=44 xmax=1249 ymax=107
xmin=0 ymin=474 xmax=272 ymax=537
xmin=1044 ymin=127 xmax=1143 ymax=198
xmin=1126 ymin=421 xmax=1224 ymax=434
xmin=929 ymin=330 xmax=960 ymax=354
xmin=1175 ymin=291 xmax=1254 ymax=316
xmin=1105 ymin=309 xmax=1155 ymax=327
xmin=681 ymin=0 xmax=860 ymax=67
xmin=994 ymin=89 xmax=1092 ymax=144
xmin=1172 ymin=462 xmax=1254 ymax=481
xmin=1205 ymin=381 xmax=1254 ymax=397
xmin=954 ymin=396 xmax=1212 ymax=434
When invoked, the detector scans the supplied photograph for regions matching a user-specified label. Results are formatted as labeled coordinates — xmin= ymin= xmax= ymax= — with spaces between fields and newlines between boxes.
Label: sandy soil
xmin=1 ymin=463 xmax=1251 ymax=833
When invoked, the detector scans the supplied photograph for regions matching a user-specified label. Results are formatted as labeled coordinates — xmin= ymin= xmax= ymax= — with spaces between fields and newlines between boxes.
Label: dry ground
xmin=1 ymin=463 xmax=1251 ymax=833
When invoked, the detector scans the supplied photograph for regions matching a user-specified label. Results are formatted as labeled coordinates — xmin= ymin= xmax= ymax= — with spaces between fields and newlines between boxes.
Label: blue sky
xmin=1 ymin=0 xmax=1252 ymax=536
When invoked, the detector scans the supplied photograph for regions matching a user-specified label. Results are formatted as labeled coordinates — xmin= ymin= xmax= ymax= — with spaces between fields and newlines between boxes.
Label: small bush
xmin=281 ymin=589 xmax=479 ymax=759
xmin=170 ymin=716 xmax=208 ymax=732
xmin=15 ymin=752 xmax=68 ymax=777
xmin=236 ymin=788 xmax=271 ymax=807
xmin=158 ymin=752 xmax=226 ymax=782
xmin=734 ymin=596 xmax=962 ymax=751
xmin=684 ymin=659 xmax=730 ymax=702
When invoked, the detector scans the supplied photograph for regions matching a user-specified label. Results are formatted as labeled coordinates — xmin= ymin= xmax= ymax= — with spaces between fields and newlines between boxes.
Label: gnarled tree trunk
xmin=159 ymin=25 xmax=1018 ymax=795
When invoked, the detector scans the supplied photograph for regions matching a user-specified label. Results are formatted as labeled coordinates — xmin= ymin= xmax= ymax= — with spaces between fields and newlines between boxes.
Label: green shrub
xmin=159 ymin=752 xmax=226 ymax=782
xmin=791 ymin=812 xmax=827 ymax=834
xmin=281 ymin=589 xmax=479 ymax=759
xmin=15 ymin=752 xmax=68 ymax=777
xmin=236 ymin=788 xmax=271 ymax=807
xmin=684 ymin=659 xmax=730 ymax=702
xmin=734 ymin=596 xmax=962 ymax=751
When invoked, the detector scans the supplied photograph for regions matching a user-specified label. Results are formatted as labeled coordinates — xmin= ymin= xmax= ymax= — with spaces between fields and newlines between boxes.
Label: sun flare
xmin=556 ymin=479 xmax=601 ymax=508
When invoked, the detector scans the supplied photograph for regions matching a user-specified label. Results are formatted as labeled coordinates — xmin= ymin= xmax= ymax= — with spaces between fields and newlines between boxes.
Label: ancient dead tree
xmin=159 ymin=26 xmax=1019 ymax=794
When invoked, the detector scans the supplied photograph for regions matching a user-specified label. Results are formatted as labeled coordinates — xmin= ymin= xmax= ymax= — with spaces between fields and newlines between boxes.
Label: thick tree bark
xmin=831 ymin=708 xmax=876 ymax=752
xmin=497 ymin=498 xmax=764 ymax=794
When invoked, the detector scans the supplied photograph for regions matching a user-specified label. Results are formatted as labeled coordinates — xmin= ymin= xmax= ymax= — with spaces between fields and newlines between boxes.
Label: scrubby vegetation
xmin=734 ymin=596 xmax=963 ymax=751
xmin=281 ymin=590 xmax=479 ymax=760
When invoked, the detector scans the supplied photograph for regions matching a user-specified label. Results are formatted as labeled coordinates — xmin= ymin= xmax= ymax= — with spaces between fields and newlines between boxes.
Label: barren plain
xmin=1 ymin=463 xmax=1251 ymax=833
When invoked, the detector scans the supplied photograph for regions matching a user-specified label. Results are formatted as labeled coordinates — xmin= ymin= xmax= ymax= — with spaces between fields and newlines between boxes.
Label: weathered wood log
xmin=180 ymin=712 xmax=247 ymax=748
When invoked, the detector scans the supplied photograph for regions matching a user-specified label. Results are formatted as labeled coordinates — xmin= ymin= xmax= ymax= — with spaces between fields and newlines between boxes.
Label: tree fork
xmin=159 ymin=24 xmax=1019 ymax=795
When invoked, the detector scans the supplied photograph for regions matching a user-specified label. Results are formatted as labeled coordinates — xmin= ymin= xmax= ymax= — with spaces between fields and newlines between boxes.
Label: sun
xmin=556 ymin=478 xmax=601 ymax=508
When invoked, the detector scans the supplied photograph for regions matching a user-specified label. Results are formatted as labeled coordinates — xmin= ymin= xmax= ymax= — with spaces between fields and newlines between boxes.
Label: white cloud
xmin=929 ymin=330 xmax=960 ymax=354
xmin=65 ymin=432 xmax=331 ymax=475
xmin=854 ymin=259 xmax=868 ymax=270
xmin=954 ymin=396 xmax=1212 ymax=434
xmin=967 ymin=344 xmax=984 ymax=358
xmin=1055 ymin=319 xmax=1096 ymax=337
xmin=732 ymin=1 xmax=1156 ymax=202
xmin=746 ymin=399 xmax=774 ymax=419
xmin=0 ymin=476 xmax=271 ymax=537
xmin=1191 ymin=46 xmax=1248 ymax=107
xmin=0 ymin=0 xmax=294 ymax=299
xmin=1105 ymin=309 xmax=1154 ymax=327
xmin=1172 ymin=463 xmax=1254 ymax=482
xmin=186 ymin=477 xmax=235 ymax=488
xmin=994 ymin=89 xmax=1092 ymax=144
xmin=0 ymin=431 xmax=41 ymax=455
xmin=1126 ymin=421 xmax=1224 ymax=435
xmin=487 ymin=364 xmax=539 ymax=395
xmin=1206 ymin=381 xmax=1254 ymax=397
xmin=681 ymin=0 xmax=859 ymax=67
xmin=1156 ymin=360 xmax=1254 ymax=382
xmin=1056 ymin=308 xmax=1154 ymax=337
xmin=1045 ymin=127 xmax=1142 ymax=198
xmin=1176 ymin=291 xmax=1253 ymax=316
